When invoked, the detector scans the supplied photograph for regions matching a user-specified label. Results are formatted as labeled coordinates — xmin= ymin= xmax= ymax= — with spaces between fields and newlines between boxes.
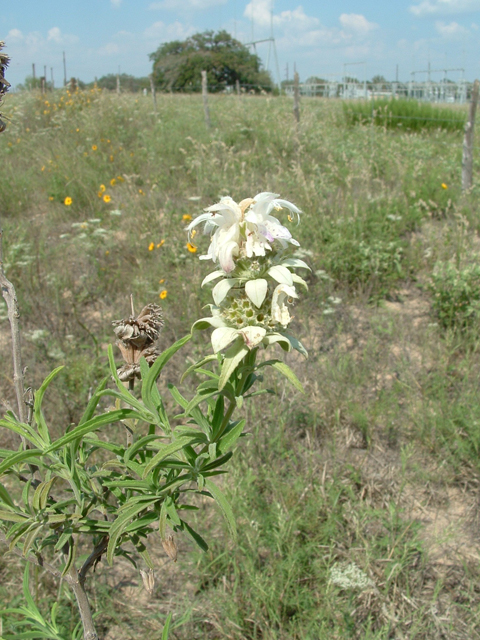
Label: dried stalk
xmin=0 ymin=227 xmax=27 ymax=426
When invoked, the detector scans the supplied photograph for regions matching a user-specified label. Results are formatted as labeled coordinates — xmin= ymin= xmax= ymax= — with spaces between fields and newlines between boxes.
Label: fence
xmin=284 ymin=80 xmax=472 ymax=104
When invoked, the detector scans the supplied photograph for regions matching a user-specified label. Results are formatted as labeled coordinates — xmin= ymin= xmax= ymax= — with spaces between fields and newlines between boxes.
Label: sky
xmin=1 ymin=0 xmax=479 ymax=89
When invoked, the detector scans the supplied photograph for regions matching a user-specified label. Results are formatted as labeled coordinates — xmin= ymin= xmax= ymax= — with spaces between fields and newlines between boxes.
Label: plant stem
xmin=67 ymin=562 xmax=98 ymax=640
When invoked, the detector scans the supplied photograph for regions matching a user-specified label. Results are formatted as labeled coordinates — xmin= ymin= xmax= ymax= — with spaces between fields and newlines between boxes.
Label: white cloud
xmin=47 ymin=27 xmax=79 ymax=45
xmin=410 ymin=0 xmax=480 ymax=16
xmin=339 ymin=14 xmax=378 ymax=35
xmin=6 ymin=28 xmax=23 ymax=41
xmin=435 ymin=20 xmax=470 ymax=36
xmin=98 ymin=42 xmax=121 ymax=55
xmin=244 ymin=0 xmax=320 ymax=31
xmin=143 ymin=21 xmax=194 ymax=41
xmin=111 ymin=0 xmax=122 ymax=6
xmin=149 ymin=0 xmax=225 ymax=10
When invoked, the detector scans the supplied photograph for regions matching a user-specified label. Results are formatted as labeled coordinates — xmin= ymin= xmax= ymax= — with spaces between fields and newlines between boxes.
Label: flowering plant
xmin=0 ymin=190 xmax=307 ymax=640
xmin=189 ymin=192 xmax=309 ymax=389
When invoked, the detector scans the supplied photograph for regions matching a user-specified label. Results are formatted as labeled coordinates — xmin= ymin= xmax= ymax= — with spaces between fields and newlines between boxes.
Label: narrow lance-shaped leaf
xmin=33 ymin=366 xmax=64 ymax=445
xmin=204 ymin=478 xmax=237 ymax=539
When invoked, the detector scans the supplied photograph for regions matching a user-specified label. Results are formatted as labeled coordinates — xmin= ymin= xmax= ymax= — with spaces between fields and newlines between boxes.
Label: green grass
xmin=343 ymin=98 xmax=467 ymax=132
xmin=1 ymin=88 xmax=480 ymax=638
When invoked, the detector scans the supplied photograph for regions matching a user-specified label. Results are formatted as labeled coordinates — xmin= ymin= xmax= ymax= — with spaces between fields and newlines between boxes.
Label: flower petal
xmin=201 ymin=270 xmax=225 ymax=287
xmin=212 ymin=278 xmax=238 ymax=305
xmin=239 ymin=326 xmax=266 ymax=348
xmin=267 ymin=265 xmax=294 ymax=286
xmin=245 ymin=279 xmax=268 ymax=308
xmin=192 ymin=316 xmax=227 ymax=331
xmin=280 ymin=258 xmax=311 ymax=270
xmin=211 ymin=327 xmax=239 ymax=353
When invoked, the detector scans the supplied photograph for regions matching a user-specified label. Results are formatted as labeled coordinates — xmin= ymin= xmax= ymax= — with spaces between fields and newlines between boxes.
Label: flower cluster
xmin=190 ymin=192 xmax=309 ymax=356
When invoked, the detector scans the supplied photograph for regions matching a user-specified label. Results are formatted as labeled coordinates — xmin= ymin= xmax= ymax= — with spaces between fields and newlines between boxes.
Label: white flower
xmin=271 ymin=284 xmax=298 ymax=327
xmin=187 ymin=192 xmax=301 ymax=273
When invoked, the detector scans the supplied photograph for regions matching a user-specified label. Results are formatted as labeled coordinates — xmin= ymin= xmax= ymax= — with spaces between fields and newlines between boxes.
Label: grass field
xmin=1 ymin=88 xmax=480 ymax=639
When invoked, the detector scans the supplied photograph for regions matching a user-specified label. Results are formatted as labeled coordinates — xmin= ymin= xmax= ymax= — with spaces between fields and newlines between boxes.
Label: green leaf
xmin=124 ymin=433 xmax=165 ymax=463
xmin=78 ymin=376 xmax=109 ymax=425
xmin=158 ymin=500 xmax=167 ymax=540
xmin=32 ymin=477 xmax=57 ymax=511
xmin=270 ymin=361 xmax=305 ymax=393
xmin=22 ymin=523 xmax=43 ymax=556
xmin=181 ymin=519 xmax=208 ymax=551
xmin=139 ymin=358 xmax=170 ymax=432
xmin=0 ymin=449 xmax=43 ymax=476
xmin=44 ymin=409 xmax=142 ymax=454
xmin=33 ymin=366 xmax=64 ymax=444
xmin=204 ymin=479 xmax=237 ymax=539
xmin=107 ymin=501 xmax=156 ymax=565
xmin=161 ymin=612 xmax=173 ymax=640
xmin=0 ymin=509 xmax=29 ymax=523
xmin=142 ymin=436 xmax=194 ymax=478
xmin=142 ymin=333 xmax=191 ymax=409
xmin=0 ymin=481 xmax=15 ymax=508
xmin=180 ymin=354 xmax=218 ymax=383
xmin=0 ymin=418 xmax=45 ymax=450
xmin=61 ymin=540 xmax=76 ymax=577
xmin=217 ymin=419 xmax=245 ymax=453
xmin=219 ymin=340 xmax=249 ymax=391
xmin=105 ymin=345 xmax=154 ymax=416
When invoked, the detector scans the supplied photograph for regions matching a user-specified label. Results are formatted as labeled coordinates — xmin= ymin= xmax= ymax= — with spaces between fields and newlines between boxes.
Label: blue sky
xmin=1 ymin=0 xmax=479 ymax=88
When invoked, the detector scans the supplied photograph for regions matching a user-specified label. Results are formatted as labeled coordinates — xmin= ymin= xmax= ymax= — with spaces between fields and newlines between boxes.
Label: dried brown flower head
xmin=161 ymin=534 xmax=178 ymax=562
xmin=113 ymin=303 xmax=164 ymax=381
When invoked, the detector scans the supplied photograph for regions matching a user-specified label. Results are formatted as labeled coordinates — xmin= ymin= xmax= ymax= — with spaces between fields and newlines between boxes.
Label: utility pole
xmin=51 ymin=67 xmax=54 ymax=90
xmin=32 ymin=63 xmax=36 ymax=89
xmin=63 ymin=51 xmax=67 ymax=86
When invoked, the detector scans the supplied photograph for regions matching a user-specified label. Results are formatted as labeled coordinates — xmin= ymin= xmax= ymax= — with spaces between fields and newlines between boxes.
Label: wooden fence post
xmin=236 ymin=79 xmax=240 ymax=96
xmin=462 ymin=79 xmax=479 ymax=192
xmin=293 ymin=71 xmax=300 ymax=124
xmin=149 ymin=74 xmax=157 ymax=117
xmin=201 ymin=70 xmax=211 ymax=129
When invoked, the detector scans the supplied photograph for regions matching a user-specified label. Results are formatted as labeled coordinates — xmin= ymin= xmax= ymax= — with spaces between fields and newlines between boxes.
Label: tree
xmin=149 ymin=30 xmax=273 ymax=92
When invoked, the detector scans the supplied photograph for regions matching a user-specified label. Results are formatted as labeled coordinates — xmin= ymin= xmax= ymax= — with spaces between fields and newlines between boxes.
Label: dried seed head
xmin=113 ymin=303 xmax=164 ymax=381
xmin=161 ymin=534 xmax=178 ymax=562
xmin=139 ymin=568 xmax=156 ymax=595
xmin=113 ymin=304 xmax=164 ymax=346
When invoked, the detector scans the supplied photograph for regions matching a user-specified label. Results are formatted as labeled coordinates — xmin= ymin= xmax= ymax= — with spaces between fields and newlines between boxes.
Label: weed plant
xmin=1 ymin=88 xmax=480 ymax=638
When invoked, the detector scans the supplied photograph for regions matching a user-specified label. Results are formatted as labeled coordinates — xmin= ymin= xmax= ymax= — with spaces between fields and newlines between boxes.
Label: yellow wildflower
xmin=159 ymin=290 xmax=168 ymax=300
xmin=157 ymin=239 xmax=165 ymax=248
xmin=64 ymin=197 xmax=73 ymax=206
xmin=99 ymin=184 xmax=106 ymax=193
xmin=159 ymin=278 xmax=165 ymax=284
xmin=441 ymin=183 xmax=448 ymax=189
xmin=182 ymin=214 xmax=192 ymax=222
xmin=117 ymin=176 xmax=124 ymax=182
xmin=97 ymin=191 xmax=103 ymax=198
xmin=148 ymin=242 xmax=155 ymax=251
xmin=190 ymin=229 xmax=197 ymax=239
xmin=105 ymin=250 xmax=110 ymax=256
xmin=49 ymin=196 xmax=54 ymax=201
xmin=186 ymin=243 xmax=197 ymax=253
xmin=92 ymin=144 xmax=98 ymax=151
xmin=110 ymin=178 xmax=116 ymax=186
xmin=103 ymin=194 xmax=111 ymax=203
xmin=138 ymin=189 xmax=144 ymax=195
xmin=76 ymin=128 xmax=80 ymax=132
xmin=41 ymin=166 xmax=45 ymax=172
xmin=110 ymin=155 xmax=114 ymax=162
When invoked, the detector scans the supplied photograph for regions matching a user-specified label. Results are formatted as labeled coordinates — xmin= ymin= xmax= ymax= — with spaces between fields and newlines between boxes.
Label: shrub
xmin=429 ymin=261 xmax=480 ymax=329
